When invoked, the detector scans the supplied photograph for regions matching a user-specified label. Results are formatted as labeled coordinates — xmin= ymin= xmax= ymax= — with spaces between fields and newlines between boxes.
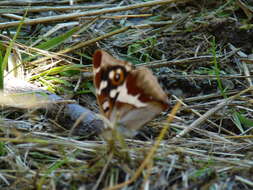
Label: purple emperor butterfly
xmin=93 ymin=50 xmax=169 ymax=136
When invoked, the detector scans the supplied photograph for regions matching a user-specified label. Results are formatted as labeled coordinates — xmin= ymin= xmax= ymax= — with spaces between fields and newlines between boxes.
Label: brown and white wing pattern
xmin=92 ymin=50 xmax=169 ymax=135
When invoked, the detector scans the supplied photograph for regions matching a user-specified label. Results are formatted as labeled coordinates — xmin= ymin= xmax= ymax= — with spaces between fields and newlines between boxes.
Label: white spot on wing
xmin=110 ymin=89 xmax=117 ymax=98
xmin=97 ymin=80 xmax=108 ymax=95
xmin=109 ymin=70 xmax=114 ymax=80
xmin=116 ymin=82 xmax=147 ymax=107
xmin=102 ymin=101 xmax=109 ymax=111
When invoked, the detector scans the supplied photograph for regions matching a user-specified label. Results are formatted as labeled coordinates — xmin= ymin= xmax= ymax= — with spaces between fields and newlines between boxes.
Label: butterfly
xmin=92 ymin=50 xmax=169 ymax=137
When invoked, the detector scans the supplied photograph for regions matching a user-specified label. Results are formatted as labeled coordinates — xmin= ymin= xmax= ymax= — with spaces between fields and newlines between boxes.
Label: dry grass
xmin=0 ymin=0 xmax=253 ymax=189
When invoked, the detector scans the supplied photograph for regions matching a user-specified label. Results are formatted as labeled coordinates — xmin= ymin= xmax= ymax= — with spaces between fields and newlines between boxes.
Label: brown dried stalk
xmin=0 ymin=0 xmax=188 ymax=29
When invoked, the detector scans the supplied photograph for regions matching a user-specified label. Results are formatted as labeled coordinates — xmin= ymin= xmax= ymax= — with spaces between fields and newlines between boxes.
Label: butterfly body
xmin=93 ymin=50 xmax=169 ymax=136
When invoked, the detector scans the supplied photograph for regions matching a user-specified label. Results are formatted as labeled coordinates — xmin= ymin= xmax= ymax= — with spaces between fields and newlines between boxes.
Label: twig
xmin=90 ymin=14 xmax=152 ymax=20
xmin=160 ymin=74 xmax=253 ymax=79
xmin=175 ymin=91 xmax=238 ymax=103
xmin=0 ymin=0 xmax=187 ymax=29
xmin=235 ymin=176 xmax=253 ymax=187
xmin=92 ymin=153 xmax=113 ymax=190
xmin=1 ymin=14 xmax=23 ymax=20
xmin=240 ymin=62 xmax=252 ymax=86
xmin=141 ymin=55 xmax=217 ymax=68
xmin=174 ymin=86 xmax=253 ymax=138
xmin=0 ymin=0 xmax=88 ymax=6
xmin=229 ymin=43 xmax=253 ymax=95
xmin=0 ymin=4 xmax=114 ymax=14
xmin=140 ymin=48 xmax=239 ymax=69
xmin=60 ymin=27 xmax=130 ymax=54
xmin=172 ymin=95 xmax=236 ymax=136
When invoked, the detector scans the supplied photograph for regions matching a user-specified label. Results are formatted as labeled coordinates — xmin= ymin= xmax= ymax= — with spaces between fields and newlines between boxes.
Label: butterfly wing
xmin=93 ymin=50 xmax=169 ymax=135
xmin=113 ymin=66 xmax=169 ymax=131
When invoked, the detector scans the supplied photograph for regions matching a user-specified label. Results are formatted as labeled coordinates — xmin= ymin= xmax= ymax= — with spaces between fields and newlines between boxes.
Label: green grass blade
xmin=37 ymin=158 xmax=68 ymax=190
xmin=0 ymin=11 xmax=27 ymax=89
xmin=0 ymin=46 xmax=3 ymax=90
xmin=24 ymin=19 xmax=97 ymax=63
xmin=34 ymin=19 xmax=97 ymax=51
xmin=29 ymin=64 xmax=84 ymax=80
xmin=211 ymin=37 xmax=227 ymax=98
xmin=232 ymin=112 xmax=245 ymax=133
xmin=35 ymin=25 xmax=81 ymax=51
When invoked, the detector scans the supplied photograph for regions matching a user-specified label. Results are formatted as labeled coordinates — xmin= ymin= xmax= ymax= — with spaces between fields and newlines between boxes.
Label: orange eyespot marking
xmin=110 ymin=69 xmax=125 ymax=86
